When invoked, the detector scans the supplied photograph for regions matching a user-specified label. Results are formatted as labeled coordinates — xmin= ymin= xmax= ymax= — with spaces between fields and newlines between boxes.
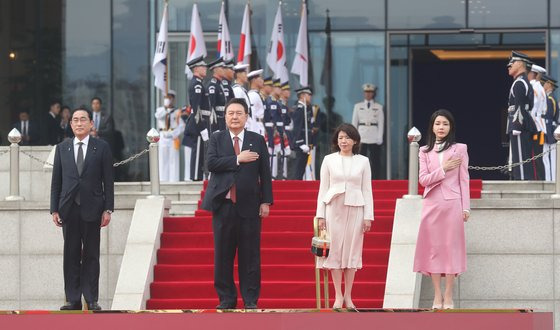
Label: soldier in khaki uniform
xmin=351 ymin=83 xmax=384 ymax=179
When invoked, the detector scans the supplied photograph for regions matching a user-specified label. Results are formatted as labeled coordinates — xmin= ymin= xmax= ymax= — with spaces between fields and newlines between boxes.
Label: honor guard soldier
xmin=232 ymin=63 xmax=253 ymax=130
xmin=155 ymin=89 xmax=185 ymax=182
xmin=542 ymin=75 xmax=559 ymax=181
xmin=263 ymin=77 xmax=277 ymax=155
xmin=279 ymin=82 xmax=293 ymax=179
xmin=247 ymin=69 xmax=266 ymax=136
xmin=222 ymin=59 xmax=235 ymax=102
xmin=506 ymin=51 xmax=538 ymax=180
xmin=290 ymin=86 xmax=314 ymax=180
xmin=207 ymin=57 xmax=227 ymax=132
xmin=529 ymin=64 xmax=548 ymax=180
xmin=352 ymin=83 xmax=384 ymax=179
xmin=184 ymin=56 xmax=212 ymax=181
xmin=269 ymin=79 xmax=284 ymax=178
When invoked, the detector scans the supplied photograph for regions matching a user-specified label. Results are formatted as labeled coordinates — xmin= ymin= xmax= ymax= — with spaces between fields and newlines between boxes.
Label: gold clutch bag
xmin=311 ymin=230 xmax=330 ymax=257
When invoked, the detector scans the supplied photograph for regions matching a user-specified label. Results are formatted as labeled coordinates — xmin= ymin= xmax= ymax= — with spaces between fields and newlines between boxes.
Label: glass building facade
xmin=2 ymin=0 xmax=560 ymax=179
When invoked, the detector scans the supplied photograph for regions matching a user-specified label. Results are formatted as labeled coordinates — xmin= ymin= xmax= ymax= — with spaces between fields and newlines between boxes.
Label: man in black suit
xmin=201 ymin=98 xmax=273 ymax=309
xmin=41 ymin=100 xmax=63 ymax=145
xmin=50 ymin=107 xmax=114 ymax=311
xmin=13 ymin=110 xmax=39 ymax=146
xmin=90 ymin=97 xmax=115 ymax=153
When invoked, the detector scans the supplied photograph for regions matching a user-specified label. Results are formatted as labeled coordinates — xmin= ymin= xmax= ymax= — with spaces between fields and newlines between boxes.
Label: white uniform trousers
xmin=158 ymin=134 xmax=180 ymax=182
xmin=544 ymin=143 xmax=555 ymax=181
xmin=183 ymin=146 xmax=192 ymax=181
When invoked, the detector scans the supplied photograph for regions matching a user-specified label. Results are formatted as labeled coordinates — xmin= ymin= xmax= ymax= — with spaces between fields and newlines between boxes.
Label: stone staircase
xmin=115 ymin=182 xmax=203 ymax=215
xmin=480 ymin=180 xmax=555 ymax=200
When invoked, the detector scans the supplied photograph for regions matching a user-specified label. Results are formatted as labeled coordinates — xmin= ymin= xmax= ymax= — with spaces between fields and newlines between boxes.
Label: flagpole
xmin=164 ymin=0 xmax=169 ymax=99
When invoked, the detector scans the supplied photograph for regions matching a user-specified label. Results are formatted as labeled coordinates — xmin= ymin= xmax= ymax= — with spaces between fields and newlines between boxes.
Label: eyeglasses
xmin=71 ymin=117 xmax=90 ymax=123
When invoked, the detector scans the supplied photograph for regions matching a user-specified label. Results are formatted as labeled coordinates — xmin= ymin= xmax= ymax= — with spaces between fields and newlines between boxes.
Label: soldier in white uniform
xmin=247 ymin=69 xmax=265 ymax=136
xmin=155 ymin=90 xmax=185 ymax=182
xmin=231 ymin=63 xmax=254 ymax=131
xmin=351 ymin=83 xmax=384 ymax=179
xmin=529 ymin=64 xmax=548 ymax=180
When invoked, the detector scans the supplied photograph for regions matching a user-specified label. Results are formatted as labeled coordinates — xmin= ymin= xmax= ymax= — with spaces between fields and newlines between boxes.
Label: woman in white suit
xmin=316 ymin=123 xmax=374 ymax=309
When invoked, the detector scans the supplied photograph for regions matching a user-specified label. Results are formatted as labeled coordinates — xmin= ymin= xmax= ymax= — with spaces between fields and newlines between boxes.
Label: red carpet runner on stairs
xmin=147 ymin=180 xmax=482 ymax=309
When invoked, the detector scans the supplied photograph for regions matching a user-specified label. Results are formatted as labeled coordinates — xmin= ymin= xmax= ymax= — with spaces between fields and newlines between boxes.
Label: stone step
xmin=169 ymin=201 xmax=198 ymax=216
xmin=481 ymin=190 xmax=554 ymax=199
xmin=471 ymin=198 xmax=558 ymax=209
xmin=115 ymin=182 xmax=203 ymax=193
xmin=481 ymin=180 xmax=554 ymax=192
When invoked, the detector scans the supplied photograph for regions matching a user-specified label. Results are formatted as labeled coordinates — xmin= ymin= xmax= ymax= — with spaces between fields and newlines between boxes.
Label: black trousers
xmin=190 ymin=136 xmax=205 ymax=181
xmin=213 ymin=200 xmax=261 ymax=306
xmin=532 ymin=135 xmax=545 ymax=180
xmin=510 ymin=132 xmax=535 ymax=180
xmin=62 ymin=202 xmax=101 ymax=303
xmin=290 ymin=149 xmax=308 ymax=180
xmin=360 ymin=143 xmax=382 ymax=179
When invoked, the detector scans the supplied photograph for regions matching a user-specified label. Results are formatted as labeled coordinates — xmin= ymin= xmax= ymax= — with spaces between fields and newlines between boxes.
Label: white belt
xmin=276 ymin=122 xmax=284 ymax=126
xmin=199 ymin=110 xmax=211 ymax=116
xmin=265 ymin=123 xmax=274 ymax=127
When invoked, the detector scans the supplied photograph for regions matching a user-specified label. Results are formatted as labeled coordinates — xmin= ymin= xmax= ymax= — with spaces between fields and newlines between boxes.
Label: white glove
xmin=273 ymin=143 xmax=281 ymax=155
xmin=163 ymin=97 xmax=171 ymax=107
xmin=512 ymin=130 xmax=522 ymax=136
xmin=200 ymin=129 xmax=209 ymax=142
xmin=283 ymin=146 xmax=291 ymax=156
xmin=300 ymin=144 xmax=310 ymax=153
xmin=268 ymin=147 xmax=274 ymax=156
xmin=163 ymin=132 xmax=173 ymax=139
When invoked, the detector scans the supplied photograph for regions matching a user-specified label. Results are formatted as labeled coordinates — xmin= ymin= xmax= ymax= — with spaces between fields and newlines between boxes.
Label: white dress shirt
xmin=73 ymin=135 xmax=90 ymax=163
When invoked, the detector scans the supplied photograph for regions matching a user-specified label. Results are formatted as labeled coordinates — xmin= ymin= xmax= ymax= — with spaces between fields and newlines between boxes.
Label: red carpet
xmin=147 ymin=180 xmax=482 ymax=309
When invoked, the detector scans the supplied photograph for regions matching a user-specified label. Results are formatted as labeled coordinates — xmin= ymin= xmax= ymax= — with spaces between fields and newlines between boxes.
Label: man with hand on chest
xmin=201 ymin=98 xmax=273 ymax=310
xmin=50 ymin=107 xmax=114 ymax=311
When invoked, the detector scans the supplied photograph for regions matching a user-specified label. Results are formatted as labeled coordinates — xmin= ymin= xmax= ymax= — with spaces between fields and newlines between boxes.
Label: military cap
xmin=281 ymin=82 xmax=290 ymax=90
xmin=167 ymin=89 xmax=176 ymax=97
xmin=208 ymin=57 xmax=225 ymax=70
xmin=531 ymin=64 xmax=546 ymax=74
xmin=295 ymin=86 xmax=313 ymax=95
xmin=187 ymin=56 xmax=207 ymax=69
xmin=263 ymin=76 xmax=273 ymax=85
xmin=541 ymin=75 xmax=558 ymax=88
xmin=272 ymin=79 xmax=281 ymax=87
xmin=224 ymin=58 xmax=235 ymax=69
xmin=247 ymin=69 xmax=263 ymax=80
xmin=233 ymin=63 xmax=249 ymax=72
xmin=507 ymin=51 xmax=532 ymax=67
xmin=362 ymin=83 xmax=377 ymax=92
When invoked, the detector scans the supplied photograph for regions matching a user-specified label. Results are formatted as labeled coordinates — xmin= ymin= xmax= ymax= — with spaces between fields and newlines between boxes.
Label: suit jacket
xmin=41 ymin=112 xmax=63 ymax=145
xmin=201 ymin=129 xmax=273 ymax=218
xmin=13 ymin=120 xmax=39 ymax=146
xmin=50 ymin=137 xmax=114 ymax=222
xmin=94 ymin=111 xmax=115 ymax=151
xmin=418 ymin=143 xmax=470 ymax=211
xmin=315 ymin=153 xmax=374 ymax=220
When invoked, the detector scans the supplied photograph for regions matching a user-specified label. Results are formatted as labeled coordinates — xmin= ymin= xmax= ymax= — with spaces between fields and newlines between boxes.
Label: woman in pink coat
xmin=316 ymin=124 xmax=374 ymax=309
xmin=413 ymin=109 xmax=470 ymax=310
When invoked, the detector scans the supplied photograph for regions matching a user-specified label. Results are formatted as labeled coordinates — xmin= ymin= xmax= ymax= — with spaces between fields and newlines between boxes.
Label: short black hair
xmin=332 ymin=123 xmax=361 ymax=154
xmin=91 ymin=97 xmax=102 ymax=104
xmin=71 ymin=107 xmax=93 ymax=121
xmin=225 ymin=98 xmax=249 ymax=114
xmin=49 ymin=100 xmax=61 ymax=107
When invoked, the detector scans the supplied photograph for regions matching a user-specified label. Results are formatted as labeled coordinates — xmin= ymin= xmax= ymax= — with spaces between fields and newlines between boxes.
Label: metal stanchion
xmin=403 ymin=127 xmax=422 ymax=199
xmin=313 ymin=217 xmax=330 ymax=309
xmin=146 ymin=128 xmax=163 ymax=199
xmin=551 ymin=127 xmax=560 ymax=199
xmin=5 ymin=129 xmax=24 ymax=201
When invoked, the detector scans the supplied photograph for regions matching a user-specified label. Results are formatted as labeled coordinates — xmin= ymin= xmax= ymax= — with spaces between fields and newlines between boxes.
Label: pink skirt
xmin=413 ymin=186 xmax=466 ymax=276
xmin=316 ymin=193 xmax=364 ymax=269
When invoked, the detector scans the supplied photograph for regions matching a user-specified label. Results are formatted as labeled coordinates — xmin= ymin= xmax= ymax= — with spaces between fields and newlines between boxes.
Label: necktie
xmin=367 ymin=101 xmax=371 ymax=108
xmin=229 ymin=136 xmax=240 ymax=203
xmin=75 ymin=142 xmax=84 ymax=205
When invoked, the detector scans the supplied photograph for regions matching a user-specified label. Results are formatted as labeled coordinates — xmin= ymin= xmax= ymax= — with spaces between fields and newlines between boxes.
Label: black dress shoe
xmin=86 ymin=302 xmax=102 ymax=311
xmin=244 ymin=303 xmax=258 ymax=309
xmin=216 ymin=302 xmax=236 ymax=309
xmin=60 ymin=302 xmax=82 ymax=310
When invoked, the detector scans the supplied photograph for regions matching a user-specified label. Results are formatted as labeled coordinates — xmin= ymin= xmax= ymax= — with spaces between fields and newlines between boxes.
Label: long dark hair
xmin=424 ymin=109 xmax=456 ymax=153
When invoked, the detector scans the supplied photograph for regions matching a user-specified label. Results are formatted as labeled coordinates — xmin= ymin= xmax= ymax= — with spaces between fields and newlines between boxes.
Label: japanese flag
xmin=237 ymin=3 xmax=252 ymax=65
xmin=185 ymin=3 xmax=207 ymax=79
xmin=291 ymin=3 xmax=308 ymax=87
xmin=266 ymin=3 xmax=289 ymax=83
